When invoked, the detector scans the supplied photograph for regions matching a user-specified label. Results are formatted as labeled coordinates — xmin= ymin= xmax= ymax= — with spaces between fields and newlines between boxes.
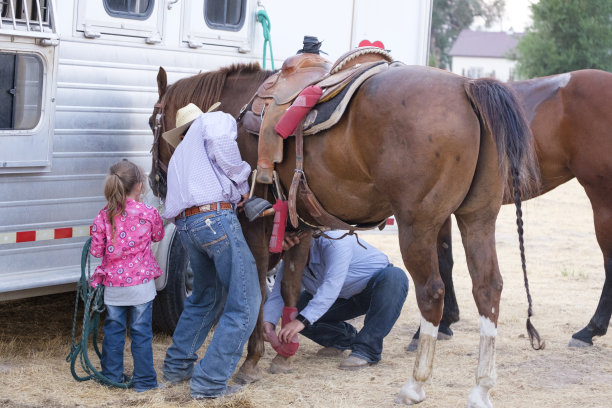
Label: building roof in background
xmin=449 ymin=30 xmax=522 ymax=58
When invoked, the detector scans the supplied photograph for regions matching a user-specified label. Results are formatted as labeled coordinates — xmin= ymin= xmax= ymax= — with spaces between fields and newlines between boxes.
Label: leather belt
xmin=176 ymin=202 xmax=233 ymax=220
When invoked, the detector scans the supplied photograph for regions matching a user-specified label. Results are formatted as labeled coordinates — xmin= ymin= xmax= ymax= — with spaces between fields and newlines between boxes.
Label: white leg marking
xmin=396 ymin=315 xmax=438 ymax=405
xmin=467 ymin=316 xmax=497 ymax=408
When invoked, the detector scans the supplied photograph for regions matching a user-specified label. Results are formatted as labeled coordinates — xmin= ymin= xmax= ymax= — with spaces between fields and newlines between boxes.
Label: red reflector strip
xmin=385 ymin=218 xmax=395 ymax=225
xmin=16 ymin=231 xmax=36 ymax=242
xmin=54 ymin=228 xmax=73 ymax=239
xmin=1 ymin=225 xmax=92 ymax=245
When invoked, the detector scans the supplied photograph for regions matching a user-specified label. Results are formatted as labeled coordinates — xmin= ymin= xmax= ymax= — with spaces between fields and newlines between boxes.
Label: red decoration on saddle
xmin=274 ymin=85 xmax=323 ymax=138
xmin=269 ymin=199 xmax=288 ymax=253
xmin=358 ymin=40 xmax=385 ymax=49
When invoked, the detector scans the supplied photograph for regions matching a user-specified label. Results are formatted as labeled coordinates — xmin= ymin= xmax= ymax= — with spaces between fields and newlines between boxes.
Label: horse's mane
xmin=165 ymin=62 xmax=271 ymax=113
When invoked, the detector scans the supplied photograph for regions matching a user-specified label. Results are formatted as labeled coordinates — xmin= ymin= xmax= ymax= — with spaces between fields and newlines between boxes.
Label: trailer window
xmin=1 ymin=0 xmax=51 ymax=23
xmin=0 ymin=53 xmax=43 ymax=130
xmin=204 ymin=0 xmax=245 ymax=31
xmin=104 ymin=0 xmax=154 ymax=20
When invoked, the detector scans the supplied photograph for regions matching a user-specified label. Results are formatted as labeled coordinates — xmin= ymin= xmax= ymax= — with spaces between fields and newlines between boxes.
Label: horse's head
xmin=148 ymin=63 xmax=275 ymax=199
xmin=149 ymin=67 xmax=171 ymax=198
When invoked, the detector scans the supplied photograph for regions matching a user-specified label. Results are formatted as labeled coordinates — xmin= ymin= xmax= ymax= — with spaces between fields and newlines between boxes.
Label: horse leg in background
xmin=569 ymin=195 xmax=612 ymax=346
xmin=407 ymin=217 xmax=459 ymax=351
xmin=234 ymin=182 xmax=278 ymax=384
xmin=269 ymin=231 xmax=313 ymax=374
xmin=234 ymin=213 xmax=273 ymax=384
xmin=395 ymin=219 xmax=445 ymax=405
xmin=455 ymin=211 xmax=502 ymax=408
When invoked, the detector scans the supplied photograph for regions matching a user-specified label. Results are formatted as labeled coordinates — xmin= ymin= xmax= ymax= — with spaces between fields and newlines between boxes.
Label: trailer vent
xmin=0 ymin=0 xmax=56 ymax=36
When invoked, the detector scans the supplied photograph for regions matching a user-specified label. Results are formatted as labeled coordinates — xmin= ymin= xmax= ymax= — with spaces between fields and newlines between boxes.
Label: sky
xmin=473 ymin=0 xmax=539 ymax=33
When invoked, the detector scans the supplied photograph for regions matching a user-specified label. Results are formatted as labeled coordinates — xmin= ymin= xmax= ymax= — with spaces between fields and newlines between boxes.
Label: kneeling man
xmin=263 ymin=230 xmax=409 ymax=370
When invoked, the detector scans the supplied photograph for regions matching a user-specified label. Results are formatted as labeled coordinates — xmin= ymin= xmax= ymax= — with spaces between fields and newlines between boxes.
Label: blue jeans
xmin=298 ymin=264 xmax=408 ymax=363
xmin=101 ymin=301 xmax=157 ymax=391
xmin=162 ymin=209 xmax=261 ymax=398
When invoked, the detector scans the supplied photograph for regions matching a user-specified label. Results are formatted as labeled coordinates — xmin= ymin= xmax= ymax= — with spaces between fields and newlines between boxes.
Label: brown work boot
xmin=316 ymin=346 xmax=345 ymax=357
xmin=339 ymin=355 xmax=374 ymax=370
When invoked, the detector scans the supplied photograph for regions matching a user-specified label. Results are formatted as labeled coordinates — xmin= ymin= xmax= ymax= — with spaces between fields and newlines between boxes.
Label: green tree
xmin=430 ymin=0 xmax=505 ymax=69
xmin=516 ymin=0 xmax=612 ymax=78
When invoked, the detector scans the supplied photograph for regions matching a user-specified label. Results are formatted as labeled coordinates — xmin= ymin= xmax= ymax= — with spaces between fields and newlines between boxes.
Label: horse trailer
xmin=0 ymin=0 xmax=431 ymax=327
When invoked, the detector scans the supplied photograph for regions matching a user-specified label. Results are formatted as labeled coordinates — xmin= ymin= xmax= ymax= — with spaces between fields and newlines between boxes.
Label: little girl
xmin=89 ymin=159 xmax=165 ymax=392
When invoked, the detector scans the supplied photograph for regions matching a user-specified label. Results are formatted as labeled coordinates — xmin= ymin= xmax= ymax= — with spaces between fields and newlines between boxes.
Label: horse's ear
xmin=157 ymin=67 xmax=167 ymax=97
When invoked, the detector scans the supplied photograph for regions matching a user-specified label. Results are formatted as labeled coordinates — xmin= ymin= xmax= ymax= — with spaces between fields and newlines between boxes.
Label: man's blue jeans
xmin=298 ymin=264 xmax=408 ymax=363
xmin=101 ymin=301 xmax=158 ymax=391
xmin=162 ymin=209 xmax=261 ymax=398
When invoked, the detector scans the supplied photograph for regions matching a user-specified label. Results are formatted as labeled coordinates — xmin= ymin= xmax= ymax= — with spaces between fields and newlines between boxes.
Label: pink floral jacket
xmin=90 ymin=199 xmax=164 ymax=288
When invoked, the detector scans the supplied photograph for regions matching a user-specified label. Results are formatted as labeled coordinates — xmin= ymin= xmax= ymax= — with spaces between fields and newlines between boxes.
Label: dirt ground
xmin=1 ymin=179 xmax=610 ymax=408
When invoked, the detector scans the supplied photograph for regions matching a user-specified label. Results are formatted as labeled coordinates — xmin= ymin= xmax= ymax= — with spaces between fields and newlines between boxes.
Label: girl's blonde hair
xmin=104 ymin=159 xmax=146 ymax=239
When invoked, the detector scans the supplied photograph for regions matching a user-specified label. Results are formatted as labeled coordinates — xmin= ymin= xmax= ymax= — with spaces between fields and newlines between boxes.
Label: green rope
xmin=66 ymin=237 xmax=133 ymax=388
xmin=257 ymin=9 xmax=274 ymax=70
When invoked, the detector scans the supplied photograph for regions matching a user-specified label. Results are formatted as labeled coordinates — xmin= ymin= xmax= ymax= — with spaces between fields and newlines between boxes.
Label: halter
xmin=151 ymin=93 xmax=169 ymax=197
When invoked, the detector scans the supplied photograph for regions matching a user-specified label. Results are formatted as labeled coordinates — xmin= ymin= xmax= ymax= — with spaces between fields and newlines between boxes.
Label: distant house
xmin=449 ymin=30 xmax=521 ymax=81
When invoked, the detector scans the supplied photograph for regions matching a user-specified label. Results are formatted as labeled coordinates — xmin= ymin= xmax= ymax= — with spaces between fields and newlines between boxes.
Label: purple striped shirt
xmin=162 ymin=112 xmax=251 ymax=219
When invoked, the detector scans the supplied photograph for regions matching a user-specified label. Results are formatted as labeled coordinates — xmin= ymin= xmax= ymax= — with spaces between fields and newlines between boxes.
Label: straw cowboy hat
xmin=162 ymin=101 xmax=221 ymax=149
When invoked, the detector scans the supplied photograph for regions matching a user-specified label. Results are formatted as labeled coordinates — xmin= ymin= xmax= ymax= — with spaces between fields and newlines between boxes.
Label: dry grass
xmin=1 ymin=179 xmax=611 ymax=407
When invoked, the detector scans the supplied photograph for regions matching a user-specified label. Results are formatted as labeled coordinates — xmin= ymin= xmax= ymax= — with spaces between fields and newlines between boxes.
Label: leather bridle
xmin=151 ymin=93 xmax=169 ymax=197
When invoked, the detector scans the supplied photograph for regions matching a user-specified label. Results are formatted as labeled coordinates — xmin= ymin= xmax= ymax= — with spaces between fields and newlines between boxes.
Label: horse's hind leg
xmin=395 ymin=220 xmax=445 ymax=404
xmin=455 ymin=212 xmax=502 ymax=408
xmin=570 ymin=196 xmax=612 ymax=346
xmin=407 ymin=217 xmax=459 ymax=351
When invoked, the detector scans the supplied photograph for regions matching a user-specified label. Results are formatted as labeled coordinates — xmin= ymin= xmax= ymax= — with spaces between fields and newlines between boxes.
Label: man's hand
xmin=236 ymin=193 xmax=250 ymax=208
xmin=278 ymin=319 xmax=305 ymax=343
xmin=282 ymin=234 xmax=301 ymax=251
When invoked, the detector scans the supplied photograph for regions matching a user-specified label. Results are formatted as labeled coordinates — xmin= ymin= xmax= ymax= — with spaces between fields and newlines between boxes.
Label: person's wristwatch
xmin=296 ymin=313 xmax=311 ymax=327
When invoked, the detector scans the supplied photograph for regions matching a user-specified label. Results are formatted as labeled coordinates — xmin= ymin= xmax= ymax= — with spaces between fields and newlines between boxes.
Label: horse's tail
xmin=464 ymin=78 xmax=545 ymax=351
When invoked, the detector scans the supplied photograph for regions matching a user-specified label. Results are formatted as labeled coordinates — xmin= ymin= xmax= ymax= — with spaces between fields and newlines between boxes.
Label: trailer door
xmin=0 ymin=0 xmax=58 ymax=173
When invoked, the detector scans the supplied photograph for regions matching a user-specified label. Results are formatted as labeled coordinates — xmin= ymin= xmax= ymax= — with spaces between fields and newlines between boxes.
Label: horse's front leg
xmin=455 ymin=213 xmax=502 ymax=408
xmin=395 ymin=220 xmax=445 ymax=405
xmin=235 ymin=215 xmax=272 ymax=384
xmin=269 ymin=231 xmax=312 ymax=374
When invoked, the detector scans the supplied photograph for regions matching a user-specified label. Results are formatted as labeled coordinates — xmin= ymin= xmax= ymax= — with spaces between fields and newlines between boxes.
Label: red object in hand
xmin=274 ymin=85 xmax=322 ymax=138
xmin=270 ymin=306 xmax=300 ymax=357
xmin=269 ymin=199 xmax=288 ymax=253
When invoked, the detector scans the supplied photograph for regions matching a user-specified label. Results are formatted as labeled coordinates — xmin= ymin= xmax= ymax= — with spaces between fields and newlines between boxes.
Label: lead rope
xmin=66 ymin=238 xmax=133 ymax=388
xmin=257 ymin=8 xmax=274 ymax=70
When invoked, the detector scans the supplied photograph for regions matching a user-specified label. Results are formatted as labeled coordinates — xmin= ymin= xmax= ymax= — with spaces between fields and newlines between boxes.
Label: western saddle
xmin=239 ymin=45 xmax=394 ymax=232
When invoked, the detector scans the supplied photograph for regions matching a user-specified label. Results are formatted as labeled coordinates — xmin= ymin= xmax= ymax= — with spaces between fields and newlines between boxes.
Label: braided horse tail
xmin=464 ymin=78 xmax=545 ymax=350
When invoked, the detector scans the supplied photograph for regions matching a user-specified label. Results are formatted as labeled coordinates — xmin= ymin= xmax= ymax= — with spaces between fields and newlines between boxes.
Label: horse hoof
xmin=395 ymin=378 xmax=425 ymax=405
xmin=405 ymin=339 xmax=419 ymax=352
xmin=438 ymin=324 xmax=453 ymax=340
xmin=568 ymin=337 xmax=592 ymax=348
xmin=234 ymin=367 xmax=262 ymax=384
xmin=269 ymin=354 xmax=293 ymax=374
xmin=467 ymin=385 xmax=493 ymax=408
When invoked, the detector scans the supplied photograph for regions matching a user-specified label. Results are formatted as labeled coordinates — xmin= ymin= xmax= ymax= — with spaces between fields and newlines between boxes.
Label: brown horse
xmin=431 ymin=69 xmax=612 ymax=348
xmin=150 ymin=61 xmax=540 ymax=406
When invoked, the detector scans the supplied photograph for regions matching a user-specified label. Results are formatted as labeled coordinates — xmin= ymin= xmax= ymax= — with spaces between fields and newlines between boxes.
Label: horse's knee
xmin=472 ymin=275 xmax=503 ymax=312
xmin=427 ymin=278 xmax=445 ymax=301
